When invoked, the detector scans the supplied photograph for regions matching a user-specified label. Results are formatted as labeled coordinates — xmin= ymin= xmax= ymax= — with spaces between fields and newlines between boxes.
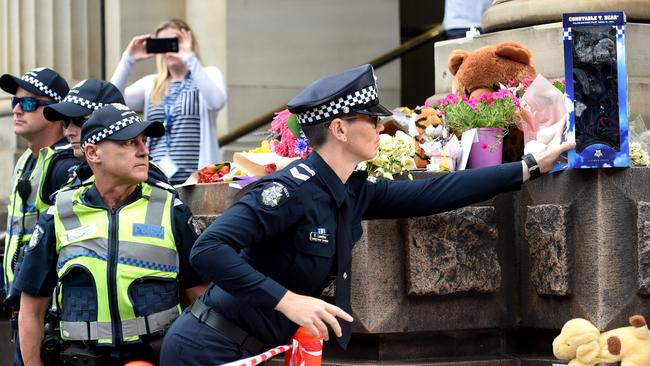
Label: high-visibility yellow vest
xmin=53 ymin=182 xmax=180 ymax=345
xmin=3 ymin=148 xmax=58 ymax=294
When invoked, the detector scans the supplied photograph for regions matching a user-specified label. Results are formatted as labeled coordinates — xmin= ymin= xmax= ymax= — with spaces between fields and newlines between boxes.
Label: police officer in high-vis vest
xmin=159 ymin=64 xmax=575 ymax=365
xmin=14 ymin=104 xmax=205 ymax=366
xmin=42 ymin=79 xmax=169 ymax=187
xmin=0 ymin=67 xmax=80 ymax=365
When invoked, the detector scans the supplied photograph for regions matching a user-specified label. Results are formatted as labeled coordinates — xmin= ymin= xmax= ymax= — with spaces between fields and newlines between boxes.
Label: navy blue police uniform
xmin=13 ymin=180 xmax=204 ymax=362
xmin=159 ymin=64 xmax=525 ymax=365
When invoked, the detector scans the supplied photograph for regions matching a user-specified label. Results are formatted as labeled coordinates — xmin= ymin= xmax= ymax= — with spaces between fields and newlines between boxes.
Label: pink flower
xmin=482 ymin=143 xmax=489 ymax=150
xmin=271 ymin=140 xmax=288 ymax=156
xmin=437 ymin=93 xmax=458 ymax=106
xmin=520 ymin=78 xmax=533 ymax=89
xmin=270 ymin=109 xmax=292 ymax=133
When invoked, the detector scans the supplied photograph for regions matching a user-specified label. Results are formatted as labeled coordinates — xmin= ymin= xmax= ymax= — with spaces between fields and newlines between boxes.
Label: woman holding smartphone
xmin=111 ymin=19 xmax=227 ymax=184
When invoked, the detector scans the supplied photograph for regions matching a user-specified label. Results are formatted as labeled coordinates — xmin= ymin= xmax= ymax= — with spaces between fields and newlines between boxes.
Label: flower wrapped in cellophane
xmin=359 ymin=131 xmax=416 ymax=180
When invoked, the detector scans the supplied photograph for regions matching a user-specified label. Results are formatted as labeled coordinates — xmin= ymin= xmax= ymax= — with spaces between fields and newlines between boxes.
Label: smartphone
xmin=146 ymin=37 xmax=179 ymax=54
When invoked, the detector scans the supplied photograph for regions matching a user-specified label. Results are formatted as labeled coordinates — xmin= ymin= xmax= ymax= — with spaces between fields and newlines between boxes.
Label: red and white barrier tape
xmin=221 ymin=344 xmax=292 ymax=366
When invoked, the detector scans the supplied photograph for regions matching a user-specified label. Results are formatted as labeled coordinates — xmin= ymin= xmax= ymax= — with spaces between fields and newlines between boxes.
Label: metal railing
xmin=217 ymin=24 xmax=444 ymax=147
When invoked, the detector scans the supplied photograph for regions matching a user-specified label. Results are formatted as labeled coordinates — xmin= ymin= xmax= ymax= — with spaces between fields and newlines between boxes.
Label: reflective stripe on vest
xmin=53 ymin=183 xmax=180 ymax=344
xmin=3 ymin=147 xmax=57 ymax=293
xmin=60 ymin=305 xmax=179 ymax=341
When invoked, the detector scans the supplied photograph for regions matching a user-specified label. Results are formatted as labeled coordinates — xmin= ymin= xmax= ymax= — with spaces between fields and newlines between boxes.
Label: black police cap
xmin=81 ymin=103 xmax=165 ymax=151
xmin=0 ymin=67 xmax=69 ymax=102
xmin=287 ymin=64 xmax=392 ymax=126
xmin=44 ymin=79 xmax=125 ymax=122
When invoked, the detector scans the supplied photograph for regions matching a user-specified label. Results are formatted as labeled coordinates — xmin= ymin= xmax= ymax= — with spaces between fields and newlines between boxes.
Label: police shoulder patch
xmin=28 ymin=225 xmax=44 ymax=250
xmin=259 ymin=182 xmax=291 ymax=208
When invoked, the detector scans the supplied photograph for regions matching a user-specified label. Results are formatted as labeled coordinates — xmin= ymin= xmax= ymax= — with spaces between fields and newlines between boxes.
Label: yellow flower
xmin=248 ymin=140 xmax=272 ymax=153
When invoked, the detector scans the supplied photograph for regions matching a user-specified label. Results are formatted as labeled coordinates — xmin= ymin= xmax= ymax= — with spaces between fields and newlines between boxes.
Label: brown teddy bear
xmin=447 ymin=41 xmax=538 ymax=162
xmin=411 ymin=108 xmax=444 ymax=169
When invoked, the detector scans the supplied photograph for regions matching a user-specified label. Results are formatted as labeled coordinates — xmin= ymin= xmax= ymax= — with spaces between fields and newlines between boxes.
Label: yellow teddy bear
xmin=553 ymin=315 xmax=650 ymax=366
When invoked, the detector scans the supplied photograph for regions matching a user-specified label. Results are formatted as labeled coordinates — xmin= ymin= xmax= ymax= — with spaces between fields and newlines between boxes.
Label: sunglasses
xmin=343 ymin=115 xmax=381 ymax=128
xmin=63 ymin=116 xmax=88 ymax=129
xmin=11 ymin=97 xmax=55 ymax=112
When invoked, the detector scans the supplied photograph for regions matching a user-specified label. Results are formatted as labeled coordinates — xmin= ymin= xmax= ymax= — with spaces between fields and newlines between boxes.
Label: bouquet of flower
xmin=437 ymin=89 xmax=521 ymax=135
xmin=359 ymin=131 xmax=416 ymax=180
xmin=267 ymin=109 xmax=311 ymax=158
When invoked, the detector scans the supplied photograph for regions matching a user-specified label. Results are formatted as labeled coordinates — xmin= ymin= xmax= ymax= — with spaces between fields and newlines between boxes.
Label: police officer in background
xmin=42 ymin=79 xmax=169 ymax=186
xmin=14 ymin=104 xmax=205 ymax=366
xmin=0 ymin=67 xmax=79 ymax=365
xmin=159 ymin=64 xmax=575 ymax=365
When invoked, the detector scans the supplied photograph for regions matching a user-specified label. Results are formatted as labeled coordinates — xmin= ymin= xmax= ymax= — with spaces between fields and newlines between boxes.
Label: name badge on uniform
xmin=133 ymin=223 xmax=165 ymax=239
xmin=309 ymin=228 xmax=330 ymax=244
xmin=66 ymin=224 xmax=97 ymax=242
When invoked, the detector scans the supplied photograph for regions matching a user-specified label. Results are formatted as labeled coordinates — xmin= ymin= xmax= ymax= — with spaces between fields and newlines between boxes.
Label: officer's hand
xmin=275 ymin=291 xmax=353 ymax=341
xmin=533 ymin=140 xmax=575 ymax=174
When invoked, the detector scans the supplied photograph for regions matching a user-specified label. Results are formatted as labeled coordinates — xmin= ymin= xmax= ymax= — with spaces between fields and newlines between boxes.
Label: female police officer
xmin=14 ymin=104 xmax=205 ymax=366
xmin=160 ymin=64 xmax=574 ymax=365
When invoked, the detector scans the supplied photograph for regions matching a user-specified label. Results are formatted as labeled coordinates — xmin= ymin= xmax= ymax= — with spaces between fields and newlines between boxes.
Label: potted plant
xmin=436 ymin=89 xmax=521 ymax=168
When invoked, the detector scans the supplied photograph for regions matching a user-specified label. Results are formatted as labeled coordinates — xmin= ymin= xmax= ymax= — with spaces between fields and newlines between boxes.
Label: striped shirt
xmin=147 ymin=77 xmax=201 ymax=184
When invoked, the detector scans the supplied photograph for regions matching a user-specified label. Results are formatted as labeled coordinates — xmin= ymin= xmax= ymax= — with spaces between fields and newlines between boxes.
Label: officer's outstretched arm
xmin=275 ymin=290 xmax=353 ymax=341
xmin=19 ymin=293 xmax=50 ymax=366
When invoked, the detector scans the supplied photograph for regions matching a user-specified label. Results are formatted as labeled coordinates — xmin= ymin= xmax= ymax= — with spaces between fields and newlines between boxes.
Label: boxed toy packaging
xmin=563 ymin=11 xmax=629 ymax=168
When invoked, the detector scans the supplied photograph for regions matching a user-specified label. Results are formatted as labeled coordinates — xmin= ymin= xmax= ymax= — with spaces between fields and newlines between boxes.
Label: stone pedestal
xmin=181 ymin=168 xmax=650 ymax=365
xmin=483 ymin=0 xmax=650 ymax=32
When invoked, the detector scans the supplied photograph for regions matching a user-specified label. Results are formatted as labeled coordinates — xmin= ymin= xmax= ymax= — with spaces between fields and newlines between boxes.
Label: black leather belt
xmin=189 ymin=300 xmax=265 ymax=355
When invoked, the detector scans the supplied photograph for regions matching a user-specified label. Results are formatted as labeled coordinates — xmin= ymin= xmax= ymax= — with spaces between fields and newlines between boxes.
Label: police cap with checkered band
xmin=43 ymin=79 xmax=125 ymax=122
xmin=287 ymin=64 xmax=392 ymax=126
xmin=81 ymin=103 xmax=165 ymax=151
xmin=0 ymin=67 xmax=69 ymax=102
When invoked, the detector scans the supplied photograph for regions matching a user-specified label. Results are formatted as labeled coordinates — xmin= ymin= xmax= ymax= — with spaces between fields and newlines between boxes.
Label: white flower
xmin=379 ymin=134 xmax=396 ymax=151
xmin=357 ymin=161 xmax=367 ymax=171
xmin=401 ymin=156 xmax=416 ymax=170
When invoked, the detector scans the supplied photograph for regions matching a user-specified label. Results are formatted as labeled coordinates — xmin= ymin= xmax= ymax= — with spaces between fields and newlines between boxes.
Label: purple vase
xmin=467 ymin=128 xmax=503 ymax=168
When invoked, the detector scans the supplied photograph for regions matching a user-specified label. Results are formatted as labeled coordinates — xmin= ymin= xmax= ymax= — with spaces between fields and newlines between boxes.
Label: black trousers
xmin=160 ymin=308 xmax=254 ymax=366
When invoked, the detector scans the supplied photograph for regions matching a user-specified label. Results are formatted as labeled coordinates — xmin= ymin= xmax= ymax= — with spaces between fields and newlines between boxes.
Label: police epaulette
xmin=53 ymin=143 xmax=73 ymax=151
xmin=286 ymin=162 xmax=317 ymax=185
xmin=149 ymin=179 xmax=177 ymax=193
xmin=50 ymin=181 xmax=91 ymax=205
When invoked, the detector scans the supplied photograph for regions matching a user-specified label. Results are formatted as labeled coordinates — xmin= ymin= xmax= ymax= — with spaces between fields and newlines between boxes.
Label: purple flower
xmin=294 ymin=136 xmax=310 ymax=155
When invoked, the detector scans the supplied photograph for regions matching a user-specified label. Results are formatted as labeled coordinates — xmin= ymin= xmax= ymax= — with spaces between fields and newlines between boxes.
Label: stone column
xmin=0 ymin=0 xmax=103 ymax=203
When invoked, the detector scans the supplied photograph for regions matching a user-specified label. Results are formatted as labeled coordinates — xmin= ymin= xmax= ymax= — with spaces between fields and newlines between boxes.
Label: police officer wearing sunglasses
xmin=160 ymin=64 xmax=575 ymax=365
xmin=0 ymin=67 xmax=80 ymax=365
xmin=41 ymin=79 xmax=169 ymax=187
xmin=14 ymin=104 xmax=205 ymax=366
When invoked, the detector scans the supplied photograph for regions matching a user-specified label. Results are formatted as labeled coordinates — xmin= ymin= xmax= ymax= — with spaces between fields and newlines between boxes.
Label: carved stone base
xmin=406 ymin=207 xmax=500 ymax=296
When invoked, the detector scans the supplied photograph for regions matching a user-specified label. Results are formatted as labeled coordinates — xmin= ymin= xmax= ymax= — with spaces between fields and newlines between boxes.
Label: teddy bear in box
xmin=447 ymin=41 xmax=538 ymax=162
